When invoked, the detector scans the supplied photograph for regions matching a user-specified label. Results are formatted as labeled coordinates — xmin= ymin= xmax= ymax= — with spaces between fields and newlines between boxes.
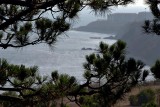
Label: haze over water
xmin=0 ymin=0 xmax=154 ymax=82
xmin=0 ymin=31 xmax=116 ymax=82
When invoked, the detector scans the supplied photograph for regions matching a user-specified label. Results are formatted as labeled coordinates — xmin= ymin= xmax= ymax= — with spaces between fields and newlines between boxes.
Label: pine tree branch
xmin=0 ymin=95 xmax=23 ymax=102
xmin=0 ymin=8 xmax=33 ymax=30
xmin=0 ymin=0 xmax=33 ymax=7
xmin=0 ymin=0 xmax=65 ymax=30
xmin=0 ymin=87 xmax=21 ymax=92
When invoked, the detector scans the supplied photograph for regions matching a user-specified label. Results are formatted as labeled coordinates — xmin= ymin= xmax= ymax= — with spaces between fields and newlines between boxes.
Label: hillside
xmin=74 ymin=12 xmax=153 ymax=39
xmin=120 ymin=21 xmax=160 ymax=65
xmin=74 ymin=12 xmax=160 ymax=65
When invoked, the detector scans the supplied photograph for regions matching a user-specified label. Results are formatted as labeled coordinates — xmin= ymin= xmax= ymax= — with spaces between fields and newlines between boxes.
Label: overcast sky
xmin=71 ymin=0 xmax=151 ymax=28
xmin=134 ymin=0 xmax=145 ymax=6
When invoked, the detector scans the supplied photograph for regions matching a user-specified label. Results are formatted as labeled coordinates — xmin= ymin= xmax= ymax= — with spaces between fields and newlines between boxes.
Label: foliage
xmin=129 ymin=95 xmax=138 ymax=106
xmin=0 ymin=59 xmax=78 ymax=107
xmin=142 ymin=102 xmax=157 ymax=107
xmin=138 ymin=89 xmax=155 ymax=105
xmin=0 ymin=0 xmax=134 ymax=49
xmin=73 ymin=40 xmax=148 ymax=107
xmin=0 ymin=41 xmax=149 ymax=107
xmin=129 ymin=88 xmax=156 ymax=106
xmin=0 ymin=0 xmax=157 ymax=107
xmin=142 ymin=0 xmax=160 ymax=35
xmin=151 ymin=60 xmax=160 ymax=79
xmin=79 ymin=95 xmax=99 ymax=107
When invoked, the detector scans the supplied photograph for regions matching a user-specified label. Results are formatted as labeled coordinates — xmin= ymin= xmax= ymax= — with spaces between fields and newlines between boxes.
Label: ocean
xmin=0 ymin=30 xmax=153 ymax=82
xmin=0 ymin=30 xmax=116 ymax=82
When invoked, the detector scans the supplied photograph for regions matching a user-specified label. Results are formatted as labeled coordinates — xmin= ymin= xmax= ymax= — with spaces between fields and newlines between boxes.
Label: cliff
xmin=120 ymin=21 xmax=160 ymax=65
xmin=74 ymin=12 xmax=160 ymax=65
xmin=74 ymin=12 xmax=153 ymax=38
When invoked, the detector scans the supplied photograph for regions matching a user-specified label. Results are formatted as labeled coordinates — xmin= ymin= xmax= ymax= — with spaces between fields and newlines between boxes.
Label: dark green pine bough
xmin=0 ymin=0 xmax=159 ymax=107
xmin=0 ymin=40 xmax=149 ymax=107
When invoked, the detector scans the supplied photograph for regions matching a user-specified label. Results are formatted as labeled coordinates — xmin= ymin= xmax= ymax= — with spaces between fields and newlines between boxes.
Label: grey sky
xmin=72 ymin=0 xmax=150 ymax=28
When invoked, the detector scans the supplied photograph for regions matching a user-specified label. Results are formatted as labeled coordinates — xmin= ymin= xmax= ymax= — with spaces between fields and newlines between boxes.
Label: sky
xmin=135 ymin=0 xmax=145 ymax=6
xmin=111 ymin=0 xmax=149 ymax=14
xmin=72 ymin=0 xmax=151 ymax=28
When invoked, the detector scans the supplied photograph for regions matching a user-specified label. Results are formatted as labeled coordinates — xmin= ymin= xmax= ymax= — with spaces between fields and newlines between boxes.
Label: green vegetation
xmin=0 ymin=0 xmax=160 ymax=107
xmin=142 ymin=102 xmax=157 ymax=107
xmin=0 ymin=0 xmax=134 ymax=49
xmin=0 ymin=41 xmax=149 ymax=107
xmin=0 ymin=59 xmax=78 ymax=107
xmin=129 ymin=88 xmax=156 ymax=106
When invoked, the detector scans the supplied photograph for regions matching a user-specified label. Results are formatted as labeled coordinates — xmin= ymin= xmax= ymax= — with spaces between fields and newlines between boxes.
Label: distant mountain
xmin=74 ymin=12 xmax=153 ymax=39
xmin=74 ymin=12 xmax=160 ymax=65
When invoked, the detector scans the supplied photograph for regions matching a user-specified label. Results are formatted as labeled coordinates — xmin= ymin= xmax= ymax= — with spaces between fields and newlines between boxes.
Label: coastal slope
xmin=75 ymin=12 xmax=160 ymax=65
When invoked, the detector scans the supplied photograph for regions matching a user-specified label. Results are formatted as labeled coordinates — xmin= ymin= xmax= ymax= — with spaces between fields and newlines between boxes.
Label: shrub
xmin=129 ymin=88 xmax=156 ymax=106
xmin=79 ymin=95 xmax=99 ymax=107
xmin=129 ymin=95 xmax=138 ymax=106
xmin=137 ymin=89 xmax=155 ymax=105
xmin=142 ymin=102 xmax=157 ymax=107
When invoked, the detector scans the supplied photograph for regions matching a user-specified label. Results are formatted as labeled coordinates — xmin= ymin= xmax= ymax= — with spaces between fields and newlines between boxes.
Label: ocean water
xmin=0 ymin=30 xmax=154 ymax=82
xmin=0 ymin=31 xmax=116 ymax=82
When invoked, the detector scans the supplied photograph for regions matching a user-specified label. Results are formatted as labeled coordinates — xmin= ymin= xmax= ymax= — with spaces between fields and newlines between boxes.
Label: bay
xmin=0 ymin=30 xmax=117 ymax=82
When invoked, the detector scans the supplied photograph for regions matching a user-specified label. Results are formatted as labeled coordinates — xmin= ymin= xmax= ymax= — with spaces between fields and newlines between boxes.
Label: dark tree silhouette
xmin=73 ymin=40 xmax=148 ymax=107
xmin=0 ymin=0 xmax=152 ymax=107
xmin=151 ymin=60 xmax=160 ymax=79
xmin=141 ymin=1 xmax=160 ymax=81
xmin=143 ymin=0 xmax=160 ymax=35
xmin=0 ymin=0 xmax=134 ymax=49
xmin=0 ymin=41 xmax=149 ymax=107
xmin=0 ymin=59 xmax=79 ymax=107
